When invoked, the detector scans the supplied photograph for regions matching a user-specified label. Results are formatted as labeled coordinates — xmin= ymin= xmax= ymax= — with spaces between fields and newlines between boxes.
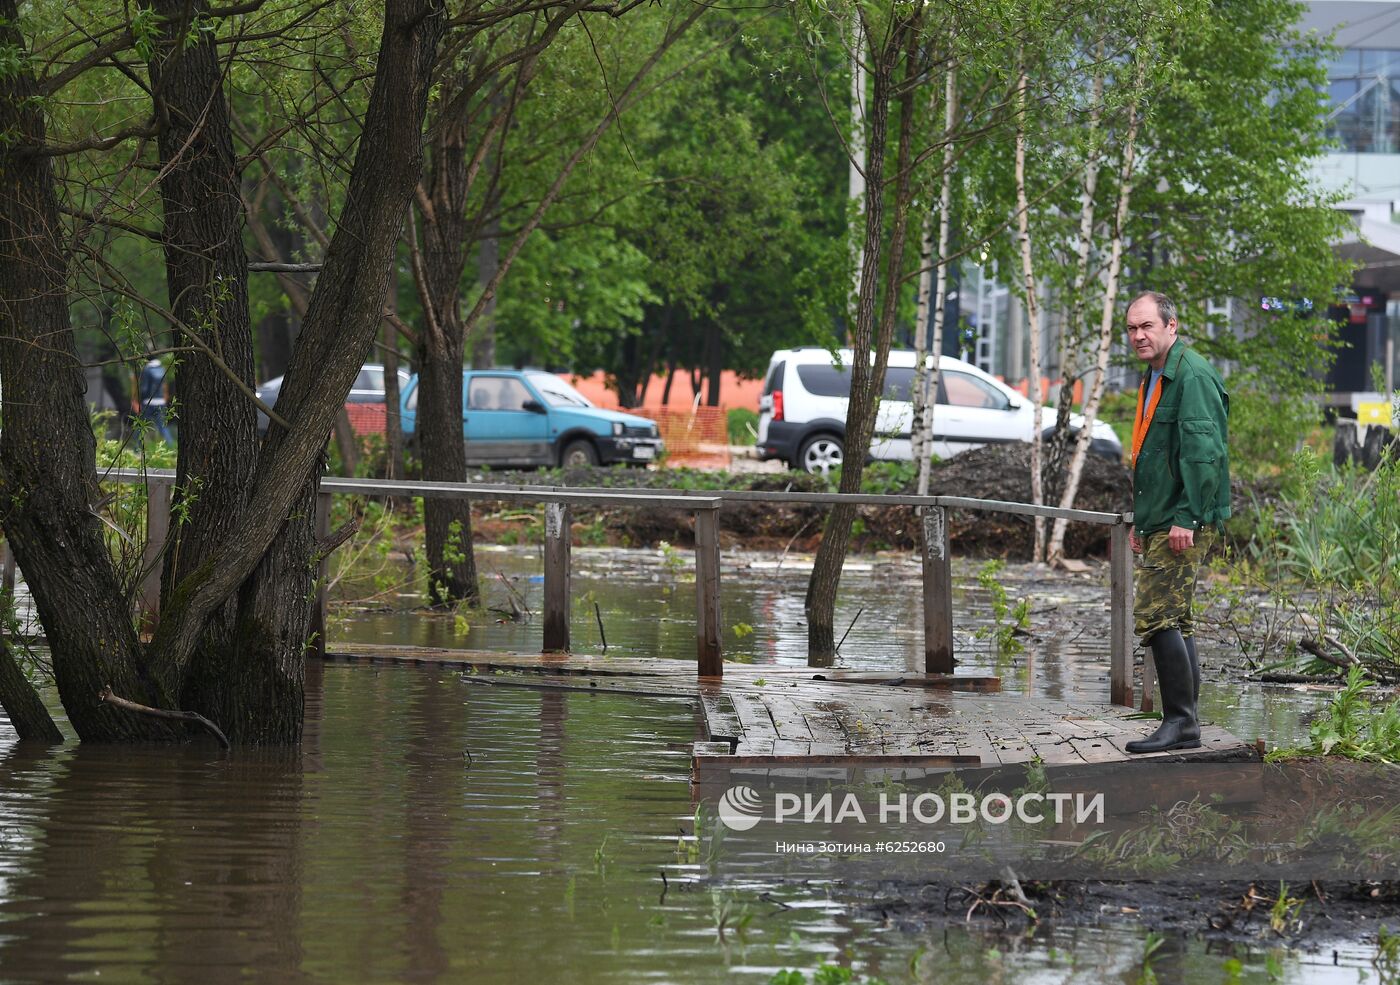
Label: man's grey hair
xmin=1130 ymin=291 xmax=1177 ymax=326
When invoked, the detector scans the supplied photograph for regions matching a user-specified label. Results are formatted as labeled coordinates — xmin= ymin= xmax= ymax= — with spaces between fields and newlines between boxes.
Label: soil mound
xmin=473 ymin=445 xmax=1130 ymax=560
xmin=921 ymin=442 xmax=1131 ymax=559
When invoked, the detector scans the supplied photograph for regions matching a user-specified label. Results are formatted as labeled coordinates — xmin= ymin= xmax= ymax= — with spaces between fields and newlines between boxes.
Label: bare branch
xmin=99 ymin=685 xmax=230 ymax=749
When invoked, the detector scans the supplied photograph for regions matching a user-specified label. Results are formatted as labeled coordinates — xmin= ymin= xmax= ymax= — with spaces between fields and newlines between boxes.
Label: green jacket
xmin=1133 ymin=340 xmax=1231 ymax=537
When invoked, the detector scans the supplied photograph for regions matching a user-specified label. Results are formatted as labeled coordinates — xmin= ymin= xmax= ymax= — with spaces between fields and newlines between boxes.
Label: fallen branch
xmin=594 ymin=601 xmax=608 ymax=652
xmin=835 ymin=606 xmax=865 ymax=654
xmin=98 ymin=685 xmax=231 ymax=749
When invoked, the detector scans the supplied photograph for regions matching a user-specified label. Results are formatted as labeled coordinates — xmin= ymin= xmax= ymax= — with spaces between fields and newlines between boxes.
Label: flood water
xmin=0 ymin=547 xmax=1379 ymax=982
xmin=332 ymin=544 xmax=1331 ymax=749
xmin=0 ymin=667 xmax=1381 ymax=984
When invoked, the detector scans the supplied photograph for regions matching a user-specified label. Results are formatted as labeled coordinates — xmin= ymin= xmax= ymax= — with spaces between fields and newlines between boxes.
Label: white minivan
xmin=756 ymin=347 xmax=1123 ymax=474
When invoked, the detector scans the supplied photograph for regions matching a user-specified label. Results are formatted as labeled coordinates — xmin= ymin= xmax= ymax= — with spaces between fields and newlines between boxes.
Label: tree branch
xmin=98 ymin=685 xmax=230 ymax=749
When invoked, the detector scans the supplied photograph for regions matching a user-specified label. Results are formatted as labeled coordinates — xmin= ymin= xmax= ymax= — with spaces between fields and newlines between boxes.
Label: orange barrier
xmin=647 ymin=406 xmax=731 ymax=469
xmin=345 ymin=403 xmax=387 ymax=436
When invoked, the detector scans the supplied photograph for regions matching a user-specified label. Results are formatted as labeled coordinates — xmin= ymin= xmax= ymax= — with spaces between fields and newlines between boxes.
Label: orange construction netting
xmin=645 ymin=406 xmax=731 ymax=469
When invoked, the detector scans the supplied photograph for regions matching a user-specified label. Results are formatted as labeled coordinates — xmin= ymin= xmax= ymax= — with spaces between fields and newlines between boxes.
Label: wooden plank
xmin=921 ymin=506 xmax=954 ymax=674
xmin=1140 ymin=647 xmax=1157 ymax=713
xmin=542 ymin=502 xmax=571 ymax=652
xmin=729 ymin=691 xmax=779 ymax=743
xmin=1110 ymin=521 xmax=1134 ymax=707
xmin=794 ymin=701 xmax=853 ymax=746
xmin=760 ymin=695 xmax=816 ymax=743
xmin=1068 ymin=733 xmax=1131 ymax=764
xmin=699 ymin=690 xmax=744 ymax=744
xmin=694 ymin=507 xmax=722 ymax=676
xmin=692 ymin=750 xmax=981 ymax=768
xmin=803 ymin=672 xmax=1000 ymax=692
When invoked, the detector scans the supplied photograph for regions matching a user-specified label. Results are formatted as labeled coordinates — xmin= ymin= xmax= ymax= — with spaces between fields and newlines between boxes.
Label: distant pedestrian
xmin=135 ymin=356 xmax=171 ymax=442
xmin=1123 ymin=292 xmax=1230 ymax=754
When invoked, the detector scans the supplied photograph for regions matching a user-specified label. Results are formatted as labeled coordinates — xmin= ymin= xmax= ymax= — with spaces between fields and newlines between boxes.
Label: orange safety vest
xmin=1131 ymin=373 xmax=1164 ymax=469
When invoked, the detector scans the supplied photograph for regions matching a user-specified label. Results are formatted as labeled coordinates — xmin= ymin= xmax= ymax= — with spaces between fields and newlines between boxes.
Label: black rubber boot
xmin=1184 ymin=635 xmax=1200 ymax=724
xmin=1126 ymin=629 xmax=1202 ymax=753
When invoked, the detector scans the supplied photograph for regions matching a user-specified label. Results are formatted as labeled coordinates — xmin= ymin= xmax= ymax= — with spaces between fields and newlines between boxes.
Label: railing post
xmin=543 ymin=502 xmax=571 ymax=652
xmin=1140 ymin=648 xmax=1156 ymax=713
xmin=141 ymin=478 xmax=172 ymax=625
xmin=311 ymin=491 xmax=332 ymax=660
xmin=921 ymin=505 xmax=954 ymax=673
xmin=694 ymin=504 xmax=722 ymax=677
xmin=1109 ymin=519 xmax=1134 ymax=707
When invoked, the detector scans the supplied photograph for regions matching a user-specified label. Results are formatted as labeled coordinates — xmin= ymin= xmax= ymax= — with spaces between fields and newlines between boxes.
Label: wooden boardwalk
xmin=323 ymin=645 xmax=1257 ymax=785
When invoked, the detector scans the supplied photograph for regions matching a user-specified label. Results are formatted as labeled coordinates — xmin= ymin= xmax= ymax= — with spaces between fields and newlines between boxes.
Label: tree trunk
xmin=1046 ymin=56 xmax=1105 ymax=508
xmin=1014 ymin=58 xmax=1047 ymax=562
xmin=807 ymin=10 xmax=922 ymax=660
xmin=0 ymin=637 xmax=63 ymax=743
xmin=4 ymin=0 xmax=445 ymax=744
xmin=0 ymin=0 xmax=174 ymax=740
xmin=705 ymin=320 xmax=724 ymax=407
xmin=914 ymin=64 xmax=957 ymax=499
xmin=413 ymin=128 xmax=478 ymax=604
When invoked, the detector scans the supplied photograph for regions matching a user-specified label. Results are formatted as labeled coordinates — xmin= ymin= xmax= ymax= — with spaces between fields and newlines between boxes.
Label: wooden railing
xmin=96 ymin=469 xmax=1140 ymax=706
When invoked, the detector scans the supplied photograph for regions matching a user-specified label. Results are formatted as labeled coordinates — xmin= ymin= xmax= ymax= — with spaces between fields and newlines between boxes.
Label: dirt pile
xmin=474 ymin=445 xmax=1131 ymax=560
xmin=922 ymin=442 xmax=1132 ymax=559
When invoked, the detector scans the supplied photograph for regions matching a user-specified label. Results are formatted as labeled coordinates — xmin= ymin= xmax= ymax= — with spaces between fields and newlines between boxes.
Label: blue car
xmin=400 ymin=369 xmax=664 ymax=467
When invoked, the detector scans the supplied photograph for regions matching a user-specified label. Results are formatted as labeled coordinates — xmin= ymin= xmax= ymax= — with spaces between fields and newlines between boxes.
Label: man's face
xmin=1126 ymin=298 xmax=1177 ymax=370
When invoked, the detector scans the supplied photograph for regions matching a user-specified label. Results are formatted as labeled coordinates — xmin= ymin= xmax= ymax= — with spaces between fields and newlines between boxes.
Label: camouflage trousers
xmin=1134 ymin=527 xmax=1216 ymax=643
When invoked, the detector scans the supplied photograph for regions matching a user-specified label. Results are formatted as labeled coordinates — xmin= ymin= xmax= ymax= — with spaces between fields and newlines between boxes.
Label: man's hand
xmin=1129 ymin=530 xmax=1142 ymax=554
xmin=1167 ymin=524 xmax=1194 ymax=553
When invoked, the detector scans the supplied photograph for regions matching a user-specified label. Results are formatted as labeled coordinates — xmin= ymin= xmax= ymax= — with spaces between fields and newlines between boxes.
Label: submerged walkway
xmin=323 ymin=645 xmax=1257 ymax=779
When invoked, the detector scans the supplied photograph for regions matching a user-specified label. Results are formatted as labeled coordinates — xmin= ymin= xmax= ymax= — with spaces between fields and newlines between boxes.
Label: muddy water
xmin=332 ymin=546 xmax=1332 ymax=748
xmin=0 ymin=666 xmax=1380 ymax=983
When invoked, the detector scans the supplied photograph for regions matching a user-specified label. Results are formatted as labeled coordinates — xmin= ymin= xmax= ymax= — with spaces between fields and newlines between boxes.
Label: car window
xmin=405 ymin=383 xmax=417 ymax=412
xmin=762 ymin=360 xmax=785 ymax=395
xmin=795 ymin=364 xmax=852 ymax=398
xmin=354 ymin=368 xmax=384 ymax=392
xmin=469 ymin=376 xmax=533 ymax=411
xmin=938 ymin=371 xmax=1009 ymax=409
xmin=882 ymin=366 xmax=916 ymax=401
xmin=527 ymin=372 xmax=592 ymax=407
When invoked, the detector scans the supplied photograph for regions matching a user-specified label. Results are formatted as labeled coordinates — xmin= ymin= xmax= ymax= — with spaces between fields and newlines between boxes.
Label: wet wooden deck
xmin=324 ymin=644 xmax=1258 ymax=778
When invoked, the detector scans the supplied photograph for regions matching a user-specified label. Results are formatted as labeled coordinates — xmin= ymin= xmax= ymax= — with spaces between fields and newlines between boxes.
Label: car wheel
xmin=798 ymin=434 xmax=844 ymax=475
xmin=560 ymin=439 xmax=598 ymax=468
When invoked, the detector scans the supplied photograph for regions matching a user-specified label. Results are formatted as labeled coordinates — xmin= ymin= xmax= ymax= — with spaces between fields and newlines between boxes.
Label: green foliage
xmin=856 ymin=460 xmax=917 ymax=496
xmin=1229 ymin=384 xmax=1322 ymax=480
xmin=1268 ymin=666 xmax=1400 ymax=764
xmin=727 ymin=407 xmax=758 ymax=445
xmin=1243 ymin=449 xmax=1400 ymax=673
xmin=1268 ymin=882 xmax=1305 ymax=936
xmin=975 ymin=560 xmax=1030 ymax=652
xmin=766 ymin=965 xmax=889 ymax=985
xmin=1138 ymin=930 xmax=1165 ymax=985
xmin=1074 ymin=796 xmax=1253 ymax=874
xmin=1377 ymin=925 xmax=1400 ymax=985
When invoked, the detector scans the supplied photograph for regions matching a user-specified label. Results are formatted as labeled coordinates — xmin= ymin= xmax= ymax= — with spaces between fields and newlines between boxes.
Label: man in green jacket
xmin=1123 ymin=291 xmax=1230 ymax=754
